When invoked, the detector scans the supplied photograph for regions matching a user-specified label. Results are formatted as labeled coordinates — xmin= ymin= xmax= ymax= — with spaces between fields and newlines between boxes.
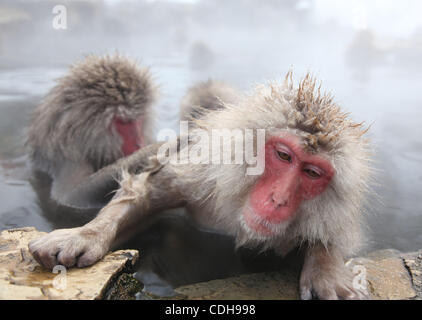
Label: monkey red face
xmin=113 ymin=117 xmax=145 ymax=156
xmin=244 ymin=134 xmax=335 ymax=236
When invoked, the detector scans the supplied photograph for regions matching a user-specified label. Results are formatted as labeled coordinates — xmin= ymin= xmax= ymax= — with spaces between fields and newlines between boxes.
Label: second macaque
xmin=29 ymin=73 xmax=373 ymax=300
xmin=26 ymin=54 xmax=157 ymax=207
xmin=180 ymin=80 xmax=239 ymax=120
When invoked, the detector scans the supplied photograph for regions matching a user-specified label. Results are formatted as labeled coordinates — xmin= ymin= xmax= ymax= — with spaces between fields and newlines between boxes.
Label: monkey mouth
xmin=242 ymin=206 xmax=281 ymax=238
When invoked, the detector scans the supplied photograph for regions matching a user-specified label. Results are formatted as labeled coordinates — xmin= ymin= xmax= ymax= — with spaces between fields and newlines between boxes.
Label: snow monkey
xmin=29 ymin=73 xmax=373 ymax=300
xmin=180 ymin=79 xmax=239 ymax=120
xmin=26 ymin=54 xmax=157 ymax=206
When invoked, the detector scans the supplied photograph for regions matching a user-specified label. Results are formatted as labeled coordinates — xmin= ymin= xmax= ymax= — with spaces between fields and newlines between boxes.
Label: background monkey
xmin=26 ymin=54 xmax=157 ymax=207
xmin=29 ymin=73 xmax=373 ymax=300
xmin=180 ymin=79 xmax=239 ymax=120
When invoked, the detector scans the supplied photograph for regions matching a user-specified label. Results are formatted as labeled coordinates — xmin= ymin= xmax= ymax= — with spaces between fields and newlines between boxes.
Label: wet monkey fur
xmin=28 ymin=70 xmax=373 ymax=300
xmin=26 ymin=54 xmax=157 ymax=207
xmin=180 ymin=79 xmax=239 ymax=120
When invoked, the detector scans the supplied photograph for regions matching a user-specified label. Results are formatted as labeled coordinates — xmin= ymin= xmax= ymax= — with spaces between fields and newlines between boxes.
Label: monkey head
xmin=186 ymin=73 xmax=372 ymax=254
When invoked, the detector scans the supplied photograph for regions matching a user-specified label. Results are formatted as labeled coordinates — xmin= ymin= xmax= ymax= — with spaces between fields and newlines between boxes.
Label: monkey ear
xmin=50 ymin=161 xmax=118 ymax=209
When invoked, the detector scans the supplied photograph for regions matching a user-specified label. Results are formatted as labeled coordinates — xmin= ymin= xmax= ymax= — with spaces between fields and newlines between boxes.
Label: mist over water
xmin=0 ymin=0 xmax=422 ymax=289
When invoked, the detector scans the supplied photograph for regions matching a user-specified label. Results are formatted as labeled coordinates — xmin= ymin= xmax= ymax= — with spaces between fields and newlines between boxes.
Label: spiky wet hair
xmin=176 ymin=72 xmax=372 ymax=254
xmin=27 ymin=54 xmax=157 ymax=174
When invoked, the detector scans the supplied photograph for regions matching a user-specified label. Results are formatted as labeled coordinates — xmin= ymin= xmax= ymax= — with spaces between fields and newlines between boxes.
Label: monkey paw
xmin=28 ymin=227 xmax=109 ymax=270
xmin=300 ymin=266 xmax=370 ymax=300
xmin=300 ymin=268 xmax=370 ymax=300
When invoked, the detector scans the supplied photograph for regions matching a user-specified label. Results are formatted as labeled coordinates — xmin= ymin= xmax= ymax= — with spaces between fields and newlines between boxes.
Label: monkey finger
xmin=28 ymin=247 xmax=45 ymax=268
xmin=76 ymin=249 xmax=104 ymax=268
xmin=28 ymin=239 xmax=46 ymax=266
xmin=56 ymin=246 xmax=83 ymax=268
xmin=300 ymin=285 xmax=313 ymax=300
xmin=299 ymin=272 xmax=313 ymax=300
xmin=336 ymin=285 xmax=357 ymax=300
xmin=29 ymin=243 xmax=60 ymax=271
xmin=356 ymin=289 xmax=371 ymax=300
xmin=313 ymin=286 xmax=338 ymax=300
xmin=340 ymin=285 xmax=370 ymax=300
xmin=333 ymin=283 xmax=368 ymax=300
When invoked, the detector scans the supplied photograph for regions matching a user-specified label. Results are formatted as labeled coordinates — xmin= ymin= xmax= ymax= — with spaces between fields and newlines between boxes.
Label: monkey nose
xmin=271 ymin=193 xmax=289 ymax=208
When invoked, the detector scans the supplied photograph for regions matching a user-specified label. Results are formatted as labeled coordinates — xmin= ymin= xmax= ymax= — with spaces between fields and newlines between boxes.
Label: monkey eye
xmin=303 ymin=165 xmax=323 ymax=179
xmin=276 ymin=150 xmax=292 ymax=163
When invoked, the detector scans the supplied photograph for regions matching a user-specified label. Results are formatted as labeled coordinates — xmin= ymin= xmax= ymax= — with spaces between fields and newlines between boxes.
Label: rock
xmin=1 ymin=227 xmax=421 ymax=300
xmin=104 ymin=273 xmax=143 ymax=300
xmin=348 ymin=250 xmax=416 ymax=300
xmin=172 ymin=271 xmax=300 ymax=300
xmin=168 ymin=249 xmax=421 ymax=300
xmin=402 ymin=250 xmax=422 ymax=300
xmin=0 ymin=227 xmax=139 ymax=300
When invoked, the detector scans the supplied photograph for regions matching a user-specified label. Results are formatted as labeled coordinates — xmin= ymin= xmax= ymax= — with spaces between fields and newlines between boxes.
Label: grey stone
xmin=1 ymin=227 xmax=422 ymax=300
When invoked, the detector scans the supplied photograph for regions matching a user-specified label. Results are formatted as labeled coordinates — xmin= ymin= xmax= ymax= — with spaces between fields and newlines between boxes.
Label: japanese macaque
xmin=26 ymin=54 xmax=157 ymax=207
xmin=180 ymin=80 xmax=239 ymax=120
xmin=29 ymin=73 xmax=373 ymax=300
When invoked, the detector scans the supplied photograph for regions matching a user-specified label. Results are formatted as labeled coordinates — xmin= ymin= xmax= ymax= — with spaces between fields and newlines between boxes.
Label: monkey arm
xmin=49 ymin=161 xmax=96 ymax=207
xmin=52 ymin=142 xmax=166 ymax=209
xmin=299 ymin=242 xmax=369 ymax=300
xmin=84 ymin=164 xmax=186 ymax=249
xmin=29 ymin=161 xmax=185 ymax=270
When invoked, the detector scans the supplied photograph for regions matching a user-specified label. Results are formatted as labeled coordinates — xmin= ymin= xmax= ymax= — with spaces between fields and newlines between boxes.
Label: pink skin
xmin=244 ymin=134 xmax=335 ymax=236
xmin=113 ymin=117 xmax=145 ymax=156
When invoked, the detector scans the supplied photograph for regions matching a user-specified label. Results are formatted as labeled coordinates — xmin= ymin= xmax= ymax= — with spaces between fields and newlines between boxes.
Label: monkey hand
xmin=300 ymin=247 xmax=370 ymax=300
xmin=28 ymin=227 xmax=111 ymax=270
